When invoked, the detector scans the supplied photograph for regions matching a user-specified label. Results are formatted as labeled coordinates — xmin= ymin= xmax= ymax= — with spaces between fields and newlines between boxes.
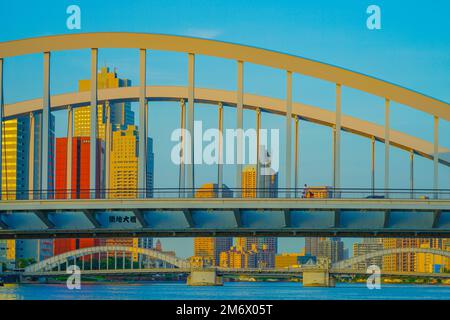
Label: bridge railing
xmin=1 ymin=187 xmax=449 ymax=201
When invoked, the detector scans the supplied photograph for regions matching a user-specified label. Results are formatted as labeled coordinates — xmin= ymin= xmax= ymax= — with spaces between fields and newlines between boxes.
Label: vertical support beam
xmin=384 ymin=98 xmax=390 ymax=198
xmin=371 ymin=136 xmax=375 ymax=196
xmin=256 ymin=108 xmax=261 ymax=198
xmin=410 ymin=150 xmax=414 ymax=199
xmin=236 ymin=60 xmax=244 ymax=196
xmin=90 ymin=48 xmax=98 ymax=199
xmin=66 ymin=107 xmax=73 ymax=199
xmin=138 ymin=49 xmax=147 ymax=198
xmin=187 ymin=53 xmax=195 ymax=196
xmin=179 ymin=99 xmax=186 ymax=197
xmin=217 ymin=102 xmax=223 ymax=198
xmin=285 ymin=71 xmax=293 ymax=198
xmin=433 ymin=116 xmax=439 ymax=199
xmin=294 ymin=116 xmax=299 ymax=197
xmin=28 ymin=112 xmax=35 ymax=200
xmin=104 ymin=102 xmax=111 ymax=198
xmin=0 ymin=58 xmax=3 ymax=200
xmin=333 ymin=83 xmax=342 ymax=197
xmin=42 ymin=52 xmax=51 ymax=199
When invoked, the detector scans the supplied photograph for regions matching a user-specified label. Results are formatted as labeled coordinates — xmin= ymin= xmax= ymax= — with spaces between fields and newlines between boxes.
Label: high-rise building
xmin=415 ymin=241 xmax=450 ymax=273
xmin=15 ymin=239 xmax=53 ymax=264
xmin=53 ymin=238 xmax=101 ymax=262
xmin=1 ymin=113 xmax=55 ymax=266
xmin=1 ymin=113 xmax=55 ymax=200
xmin=238 ymin=165 xmax=278 ymax=267
xmin=55 ymin=137 xmax=104 ymax=199
xmin=75 ymin=67 xmax=134 ymax=139
xmin=109 ymin=126 xmax=153 ymax=198
xmin=316 ymin=237 xmax=344 ymax=263
xmin=383 ymin=238 xmax=449 ymax=272
xmin=382 ymin=238 xmax=421 ymax=272
xmin=352 ymin=238 xmax=383 ymax=270
xmin=193 ymin=183 xmax=233 ymax=266
xmin=305 ymin=237 xmax=320 ymax=257
xmin=219 ymin=246 xmax=257 ymax=269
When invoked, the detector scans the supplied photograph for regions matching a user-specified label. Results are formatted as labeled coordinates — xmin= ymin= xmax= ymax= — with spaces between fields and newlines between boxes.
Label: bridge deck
xmin=0 ymin=198 xmax=449 ymax=238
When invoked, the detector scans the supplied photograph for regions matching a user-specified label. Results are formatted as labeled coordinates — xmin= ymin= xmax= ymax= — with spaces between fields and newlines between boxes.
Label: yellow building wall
xmin=1 ymin=119 xmax=18 ymax=200
xmin=6 ymin=240 xmax=16 ymax=261
xmin=275 ymin=253 xmax=302 ymax=268
xmin=242 ymin=165 xmax=256 ymax=198
xmin=74 ymin=67 xmax=127 ymax=138
xmin=110 ymin=126 xmax=138 ymax=199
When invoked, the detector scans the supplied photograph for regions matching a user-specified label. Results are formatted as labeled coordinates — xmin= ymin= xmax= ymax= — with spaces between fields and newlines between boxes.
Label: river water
xmin=1 ymin=282 xmax=449 ymax=300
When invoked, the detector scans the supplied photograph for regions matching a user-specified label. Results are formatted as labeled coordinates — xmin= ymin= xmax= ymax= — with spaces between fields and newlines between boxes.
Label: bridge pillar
xmin=285 ymin=71 xmax=292 ymax=198
xmin=89 ymin=48 xmax=98 ymax=199
xmin=186 ymin=53 xmax=195 ymax=197
xmin=187 ymin=269 xmax=223 ymax=286
xmin=302 ymin=269 xmax=335 ymax=287
xmin=384 ymin=98 xmax=390 ymax=198
xmin=138 ymin=48 xmax=147 ymax=198
xmin=236 ymin=60 xmax=244 ymax=197
xmin=218 ymin=102 xmax=223 ymax=198
xmin=179 ymin=99 xmax=186 ymax=197
xmin=302 ymin=258 xmax=335 ymax=287
xmin=42 ymin=52 xmax=51 ymax=199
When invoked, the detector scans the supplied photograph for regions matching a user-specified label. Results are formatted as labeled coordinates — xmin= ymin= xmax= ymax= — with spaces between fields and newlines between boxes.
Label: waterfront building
xmin=275 ymin=253 xmax=317 ymax=268
xmin=352 ymin=238 xmax=383 ymax=270
xmin=219 ymin=246 xmax=257 ymax=269
xmin=55 ymin=137 xmax=104 ymax=199
xmin=75 ymin=67 xmax=134 ymax=139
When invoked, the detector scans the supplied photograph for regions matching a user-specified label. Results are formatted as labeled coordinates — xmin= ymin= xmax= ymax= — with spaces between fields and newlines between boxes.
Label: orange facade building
xmin=55 ymin=137 xmax=103 ymax=199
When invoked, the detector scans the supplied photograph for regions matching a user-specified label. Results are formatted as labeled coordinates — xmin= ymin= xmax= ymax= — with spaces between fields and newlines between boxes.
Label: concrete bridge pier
xmin=302 ymin=269 xmax=335 ymax=287
xmin=187 ymin=269 xmax=223 ymax=286
xmin=302 ymin=257 xmax=335 ymax=287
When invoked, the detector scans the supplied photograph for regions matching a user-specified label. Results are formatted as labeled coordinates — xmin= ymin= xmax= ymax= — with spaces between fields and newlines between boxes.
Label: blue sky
xmin=1 ymin=0 xmax=449 ymax=257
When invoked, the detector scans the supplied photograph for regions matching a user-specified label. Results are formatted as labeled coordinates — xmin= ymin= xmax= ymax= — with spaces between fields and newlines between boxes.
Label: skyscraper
xmin=1 ymin=113 xmax=55 ymax=266
xmin=55 ymin=137 xmax=103 ymax=199
xmin=109 ymin=125 xmax=153 ymax=198
xmin=352 ymin=238 xmax=383 ymax=270
xmin=75 ymin=67 xmax=134 ymax=138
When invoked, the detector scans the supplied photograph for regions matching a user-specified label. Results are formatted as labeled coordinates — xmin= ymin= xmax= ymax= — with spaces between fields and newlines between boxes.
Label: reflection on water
xmin=1 ymin=282 xmax=450 ymax=300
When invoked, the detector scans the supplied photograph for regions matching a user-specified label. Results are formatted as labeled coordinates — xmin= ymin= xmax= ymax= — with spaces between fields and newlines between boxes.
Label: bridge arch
xmin=0 ymin=33 xmax=448 ymax=119
xmin=24 ymin=246 xmax=191 ymax=272
xmin=3 ymin=86 xmax=449 ymax=166
xmin=332 ymin=247 xmax=450 ymax=269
